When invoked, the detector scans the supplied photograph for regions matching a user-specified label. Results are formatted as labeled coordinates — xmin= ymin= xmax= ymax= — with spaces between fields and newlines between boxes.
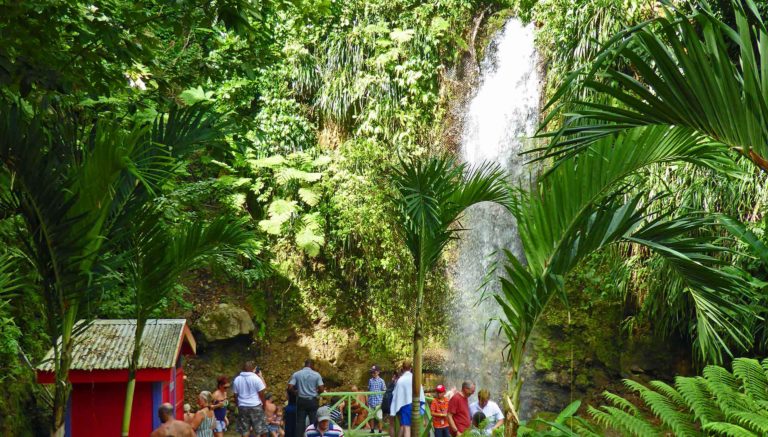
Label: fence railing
xmin=319 ymin=392 xmax=434 ymax=437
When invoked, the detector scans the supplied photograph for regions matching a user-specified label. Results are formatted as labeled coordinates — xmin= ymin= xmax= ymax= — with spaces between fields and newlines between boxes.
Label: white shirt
xmin=233 ymin=371 xmax=266 ymax=407
xmin=389 ymin=371 xmax=425 ymax=416
xmin=469 ymin=401 xmax=503 ymax=433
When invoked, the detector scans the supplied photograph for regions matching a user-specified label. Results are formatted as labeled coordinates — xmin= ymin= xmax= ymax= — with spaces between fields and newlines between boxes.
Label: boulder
xmin=195 ymin=303 xmax=255 ymax=342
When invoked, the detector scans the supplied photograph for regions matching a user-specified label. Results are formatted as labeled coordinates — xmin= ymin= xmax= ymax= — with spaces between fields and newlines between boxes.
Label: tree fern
xmin=701 ymin=422 xmax=758 ymax=437
xmin=624 ymin=379 xmax=698 ymax=436
xmin=589 ymin=405 xmax=660 ymax=436
xmin=676 ymin=377 xmax=722 ymax=425
xmin=592 ymin=358 xmax=768 ymax=435
xmin=732 ymin=358 xmax=768 ymax=403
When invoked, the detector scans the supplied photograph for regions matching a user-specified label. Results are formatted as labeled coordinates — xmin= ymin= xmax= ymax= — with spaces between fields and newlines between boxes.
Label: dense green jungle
xmin=5 ymin=0 xmax=768 ymax=435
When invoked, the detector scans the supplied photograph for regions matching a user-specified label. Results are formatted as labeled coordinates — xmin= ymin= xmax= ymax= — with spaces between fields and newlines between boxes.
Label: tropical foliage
xmin=0 ymin=0 xmax=510 ymax=433
xmin=589 ymin=357 xmax=768 ymax=436
xmin=491 ymin=2 xmax=768 ymax=434
xmin=495 ymin=125 xmax=757 ymax=421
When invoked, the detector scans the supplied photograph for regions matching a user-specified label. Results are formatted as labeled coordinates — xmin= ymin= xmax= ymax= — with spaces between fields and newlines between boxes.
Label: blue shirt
xmin=290 ymin=367 xmax=324 ymax=398
xmin=305 ymin=422 xmax=343 ymax=437
xmin=368 ymin=377 xmax=386 ymax=407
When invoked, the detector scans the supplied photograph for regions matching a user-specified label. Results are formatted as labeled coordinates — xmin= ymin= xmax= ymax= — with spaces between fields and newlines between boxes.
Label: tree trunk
xmin=502 ymin=393 xmax=519 ymax=437
xmin=503 ymin=340 xmax=525 ymax=437
xmin=122 ymin=319 xmax=146 ymax=436
xmin=411 ymin=321 xmax=423 ymax=437
xmin=51 ymin=337 xmax=73 ymax=437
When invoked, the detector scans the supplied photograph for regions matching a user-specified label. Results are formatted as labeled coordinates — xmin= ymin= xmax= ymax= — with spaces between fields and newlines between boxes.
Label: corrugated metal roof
xmin=38 ymin=319 xmax=192 ymax=372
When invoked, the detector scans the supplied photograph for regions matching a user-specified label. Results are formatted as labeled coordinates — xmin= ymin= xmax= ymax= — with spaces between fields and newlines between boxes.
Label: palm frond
xmin=392 ymin=156 xmax=508 ymax=273
xmin=540 ymin=0 xmax=768 ymax=171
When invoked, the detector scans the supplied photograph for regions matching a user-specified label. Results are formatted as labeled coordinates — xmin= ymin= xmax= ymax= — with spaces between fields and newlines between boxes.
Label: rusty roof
xmin=37 ymin=319 xmax=196 ymax=372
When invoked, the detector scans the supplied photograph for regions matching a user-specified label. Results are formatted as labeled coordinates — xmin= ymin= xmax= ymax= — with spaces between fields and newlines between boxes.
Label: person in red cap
xmin=430 ymin=385 xmax=450 ymax=437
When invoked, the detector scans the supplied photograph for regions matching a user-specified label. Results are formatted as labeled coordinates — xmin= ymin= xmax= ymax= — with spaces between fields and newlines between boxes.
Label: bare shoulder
xmin=169 ymin=420 xmax=195 ymax=436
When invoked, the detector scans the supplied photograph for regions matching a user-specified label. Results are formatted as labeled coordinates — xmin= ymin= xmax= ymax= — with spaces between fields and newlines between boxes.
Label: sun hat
xmin=436 ymin=384 xmax=446 ymax=393
xmin=317 ymin=406 xmax=332 ymax=422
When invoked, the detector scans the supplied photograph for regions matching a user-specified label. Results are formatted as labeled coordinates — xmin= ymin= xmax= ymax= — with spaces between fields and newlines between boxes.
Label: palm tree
xmin=539 ymin=0 xmax=768 ymax=171
xmin=391 ymin=156 xmax=509 ymax=437
xmin=119 ymin=212 xmax=260 ymax=436
xmin=496 ymin=126 xmax=757 ymax=436
xmin=0 ymin=101 xmax=225 ymax=436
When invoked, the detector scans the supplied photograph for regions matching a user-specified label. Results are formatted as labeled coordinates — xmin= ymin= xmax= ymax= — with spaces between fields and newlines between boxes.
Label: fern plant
xmin=590 ymin=357 xmax=768 ymax=436
xmin=213 ymin=150 xmax=330 ymax=256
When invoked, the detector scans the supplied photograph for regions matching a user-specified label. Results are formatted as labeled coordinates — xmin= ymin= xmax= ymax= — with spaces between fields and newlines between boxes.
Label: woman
xmin=212 ymin=376 xmax=230 ymax=437
xmin=350 ymin=385 xmax=369 ymax=429
xmin=191 ymin=390 xmax=217 ymax=437
xmin=382 ymin=371 xmax=399 ymax=437
xmin=284 ymin=388 xmax=297 ymax=437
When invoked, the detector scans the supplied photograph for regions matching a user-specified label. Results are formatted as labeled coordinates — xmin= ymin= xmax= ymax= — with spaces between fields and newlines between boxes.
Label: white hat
xmin=317 ymin=406 xmax=332 ymax=422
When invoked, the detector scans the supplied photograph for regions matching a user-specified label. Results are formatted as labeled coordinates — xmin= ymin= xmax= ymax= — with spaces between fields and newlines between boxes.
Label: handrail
xmin=318 ymin=392 xmax=435 ymax=437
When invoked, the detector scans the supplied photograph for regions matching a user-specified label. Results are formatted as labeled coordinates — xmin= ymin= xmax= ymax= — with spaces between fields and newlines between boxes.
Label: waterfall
xmin=444 ymin=18 xmax=540 ymax=406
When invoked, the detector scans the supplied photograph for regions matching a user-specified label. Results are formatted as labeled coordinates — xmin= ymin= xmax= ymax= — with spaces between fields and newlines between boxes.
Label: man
xmin=150 ymin=403 xmax=195 ymax=437
xmin=233 ymin=360 xmax=268 ymax=437
xmin=288 ymin=359 xmax=325 ymax=433
xmin=304 ymin=406 xmax=344 ymax=437
xmin=389 ymin=361 xmax=425 ymax=437
xmin=469 ymin=389 xmax=503 ymax=435
xmin=447 ymin=380 xmax=475 ymax=436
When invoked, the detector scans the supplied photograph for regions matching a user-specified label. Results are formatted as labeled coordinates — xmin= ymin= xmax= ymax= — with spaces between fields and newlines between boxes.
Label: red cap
xmin=436 ymin=385 xmax=446 ymax=393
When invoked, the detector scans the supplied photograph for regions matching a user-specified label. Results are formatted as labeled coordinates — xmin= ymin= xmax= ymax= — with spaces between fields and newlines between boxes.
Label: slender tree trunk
xmin=411 ymin=244 xmax=426 ymax=437
xmin=122 ymin=319 xmax=146 ymax=437
xmin=52 ymin=336 xmax=73 ymax=437
xmin=412 ymin=320 xmax=423 ymax=437
xmin=503 ymin=338 xmax=525 ymax=437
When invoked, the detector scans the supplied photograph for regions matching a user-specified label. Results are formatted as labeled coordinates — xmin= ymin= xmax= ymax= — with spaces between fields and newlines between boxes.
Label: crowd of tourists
xmin=150 ymin=359 xmax=504 ymax=437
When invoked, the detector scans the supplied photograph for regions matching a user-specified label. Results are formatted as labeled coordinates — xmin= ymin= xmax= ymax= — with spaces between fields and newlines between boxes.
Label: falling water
xmin=444 ymin=18 xmax=540 ymax=405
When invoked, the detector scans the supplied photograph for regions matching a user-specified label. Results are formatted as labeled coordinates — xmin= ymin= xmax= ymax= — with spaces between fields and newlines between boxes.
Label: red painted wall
xmin=71 ymin=381 xmax=153 ymax=436
xmin=175 ymin=367 xmax=185 ymax=419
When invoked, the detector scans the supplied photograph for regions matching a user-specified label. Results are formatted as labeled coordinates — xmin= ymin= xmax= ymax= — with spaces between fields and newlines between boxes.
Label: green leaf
xmin=296 ymin=213 xmax=325 ymax=256
xmin=249 ymin=155 xmax=287 ymax=168
xmin=390 ymin=28 xmax=414 ymax=44
xmin=276 ymin=167 xmax=323 ymax=184
xmin=179 ymin=86 xmax=214 ymax=105
xmin=298 ymin=188 xmax=321 ymax=206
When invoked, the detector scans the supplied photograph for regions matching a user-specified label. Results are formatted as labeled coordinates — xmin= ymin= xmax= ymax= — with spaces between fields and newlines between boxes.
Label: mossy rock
xmin=195 ymin=303 xmax=256 ymax=343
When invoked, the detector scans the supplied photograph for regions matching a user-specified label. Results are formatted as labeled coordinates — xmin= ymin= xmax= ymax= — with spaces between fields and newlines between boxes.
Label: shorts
xmin=236 ymin=405 xmax=268 ymax=435
xmin=398 ymin=405 xmax=412 ymax=426
xmin=268 ymin=424 xmax=281 ymax=433
xmin=215 ymin=419 xmax=227 ymax=433
xmin=375 ymin=409 xmax=383 ymax=420
xmin=434 ymin=427 xmax=450 ymax=437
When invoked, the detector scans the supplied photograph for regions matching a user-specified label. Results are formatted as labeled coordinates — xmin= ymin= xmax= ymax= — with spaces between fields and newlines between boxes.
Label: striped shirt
xmin=368 ymin=377 xmax=386 ymax=407
xmin=304 ymin=422 xmax=344 ymax=437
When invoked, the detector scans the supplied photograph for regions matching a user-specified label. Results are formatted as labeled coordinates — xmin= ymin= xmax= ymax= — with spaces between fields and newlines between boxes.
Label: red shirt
xmin=447 ymin=394 xmax=470 ymax=435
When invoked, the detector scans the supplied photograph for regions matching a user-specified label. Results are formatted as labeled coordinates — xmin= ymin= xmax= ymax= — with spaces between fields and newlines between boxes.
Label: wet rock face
xmin=195 ymin=303 xmax=256 ymax=343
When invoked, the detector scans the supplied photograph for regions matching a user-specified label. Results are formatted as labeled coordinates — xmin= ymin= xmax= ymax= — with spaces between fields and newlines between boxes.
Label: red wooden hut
xmin=37 ymin=319 xmax=196 ymax=436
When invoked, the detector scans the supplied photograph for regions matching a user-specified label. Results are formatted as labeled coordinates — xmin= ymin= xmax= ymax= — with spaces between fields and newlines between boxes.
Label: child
xmin=471 ymin=412 xmax=487 ymax=437
xmin=183 ymin=403 xmax=195 ymax=423
xmin=430 ymin=385 xmax=450 ymax=437
xmin=367 ymin=365 xmax=386 ymax=433
xmin=268 ymin=405 xmax=285 ymax=437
